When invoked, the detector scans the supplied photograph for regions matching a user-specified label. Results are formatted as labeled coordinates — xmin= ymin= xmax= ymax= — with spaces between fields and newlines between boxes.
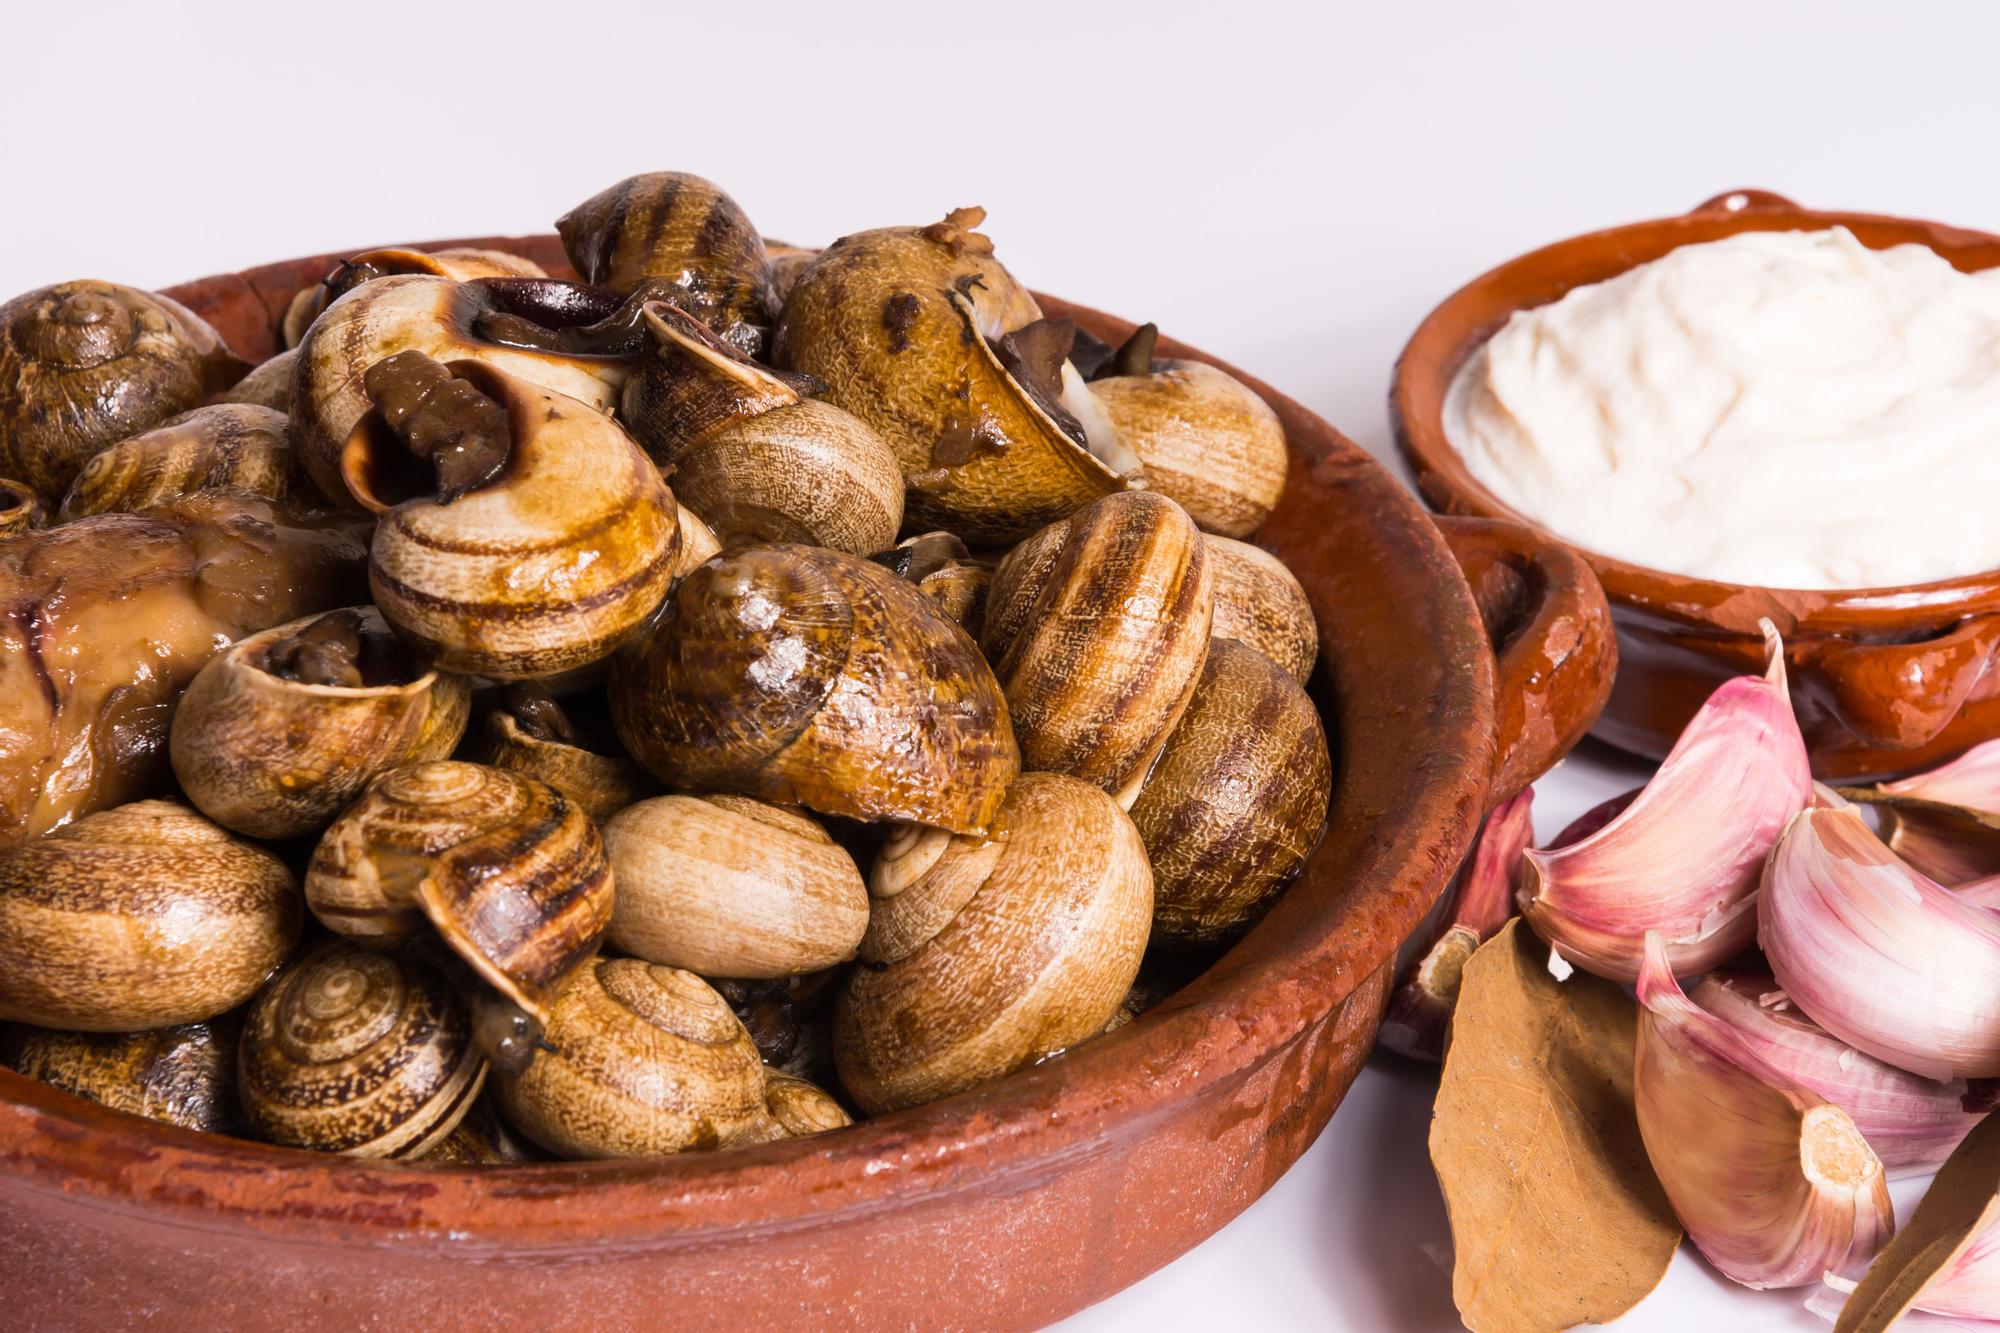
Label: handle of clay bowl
xmin=1689 ymin=188 xmax=1803 ymax=216
xmin=1798 ymin=615 xmax=2000 ymax=752
xmin=1434 ymin=516 xmax=1618 ymax=807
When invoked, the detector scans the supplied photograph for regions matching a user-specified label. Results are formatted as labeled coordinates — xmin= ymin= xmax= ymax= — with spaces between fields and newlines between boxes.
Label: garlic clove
xmin=1378 ymin=788 xmax=1533 ymax=1062
xmin=1689 ymin=970 xmax=1993 ymax=1177
xmin=1635 ymin=933 xmax=1894 ymax=1289
xmin=1519 ymin=622 xmax=1811 ymax=983
xmin=1883 ymin=738 xmax=2000 ymax=810
xmin=1761 ymin=804 xmax=2000 ymax=1081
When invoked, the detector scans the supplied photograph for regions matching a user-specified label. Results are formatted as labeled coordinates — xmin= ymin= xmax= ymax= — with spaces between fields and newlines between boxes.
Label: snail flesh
xmin=282 ymin=246 xmax=549 ymax=349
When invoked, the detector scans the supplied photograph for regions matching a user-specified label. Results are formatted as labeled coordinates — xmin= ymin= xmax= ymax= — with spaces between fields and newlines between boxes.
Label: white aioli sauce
xmin=1444 ymin=227 xmax=2000 ymax=589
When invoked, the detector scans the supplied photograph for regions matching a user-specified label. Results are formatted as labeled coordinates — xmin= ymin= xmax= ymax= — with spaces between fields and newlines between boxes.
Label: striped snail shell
xmin=1206 ymin=534 xmax=1318 ymax=683
xmin=416 ymin=1094 xmax=541 ymax=1165
xmin=731 ymin=1069 xmax=853 ymax=1146
xmin=0 ymin=280 xmax=247 ymax=501
xmin=611 ymin=544 xmax=1020 ymax=836
xmin=58 ymin=403 xmax=294 ymax=520
xmin=237 ymin=939 xmax=485 ymax=1157
xmin=282 ymin=246 xmax=549 ymax=349
xmin=463 ymin=683 xmax=651 ymax=824
xmin=871 ymin=531 xmax=990 ymax=634
xmin=0 ymin=480 xmax=39 ymax=535
xmin=494 ymin=958 xmax=766 ymax=1158
xmin=3 ymin=1016 xmax=239 ymax=1134
xmin=765 ymin=241 xmax=819 ymax=307
xmin=983 ymin=490 xmax=1215 ymax=805
xmin=556 ymin=173 xmax=777 ymax=357
xmin=835 ymin=772 xmax=1153 ymax=1114
xmin=304 ymin=761 xmax=614 ymax=1032
xmin=170 ymin=607 xmax=472 ymax=839
xmin=342 ymin=354 xmax=681 ymax=680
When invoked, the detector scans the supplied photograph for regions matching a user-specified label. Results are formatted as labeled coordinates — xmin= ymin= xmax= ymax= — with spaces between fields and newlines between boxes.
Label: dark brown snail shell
xmin=462 ymin=684 xmax=651 ymax=823
xmin=2 ymin=1016 xmax=239 ymax=1134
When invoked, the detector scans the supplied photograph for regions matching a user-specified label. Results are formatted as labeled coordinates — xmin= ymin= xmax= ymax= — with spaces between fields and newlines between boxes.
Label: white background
xmin=6 ymin=2 xmax=1996 ymax=1327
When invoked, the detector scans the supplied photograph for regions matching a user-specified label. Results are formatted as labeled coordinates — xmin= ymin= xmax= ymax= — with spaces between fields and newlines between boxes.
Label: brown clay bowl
xmin=0 ymin=237 xmax=1613 ymax=1329
xmin=1396 ymin=189 xmax=2000 ymax=781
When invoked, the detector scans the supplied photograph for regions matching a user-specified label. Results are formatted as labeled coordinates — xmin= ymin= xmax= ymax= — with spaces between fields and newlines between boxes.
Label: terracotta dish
xmin=0 ymin=237 xmax=1610 ymax=1328
xmin=1396 ymin=190 xmax=2000 ymax=780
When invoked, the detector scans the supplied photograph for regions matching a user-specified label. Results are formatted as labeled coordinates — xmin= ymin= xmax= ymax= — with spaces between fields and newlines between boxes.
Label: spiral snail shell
xmin=237 ymin=939 xmax=485 ymax=1157
xmin=58 ymin=403 xmax=294 ymax=520
xmin=342 ymin=354 xmax=680 ymax=679
xmin=2 ymin=1017 xmax=239 ymax=1134
xmin=0 ymin=280 xmax=247 ymax=501
xmin=494 ymin=958 xmax=766 ymax=1158
xmin=835 ymin=772 xmax=1153 ymax=1114
xmin=621 ymin=301 xmax=904 ymax=555
xmin=170 ymin=607 xmax=472 ymax=839
xmin=765 ymin=241 xmax=820 ymax=308
xmin=1206 ymin=534 xmax=1318 ymax=683
xmin=871 ymin=531 xmax=990 ymax=633
xmin=282 ymin=246 xmax=550 ymax=349
xmin=304 ymin=761 xmax=614 ymax=1031
xmin=463 ymin=683 xmax=650 ymax=823
xmin=0 ymin=480 xmax=40 ymax=535
xmin=732 ymin=1069 xmax=853 ymax=1145
xmin=0 ymin=801 xmax=301 ymax=1031
xmin=611 ymin=544 xmax=1020 ymax=836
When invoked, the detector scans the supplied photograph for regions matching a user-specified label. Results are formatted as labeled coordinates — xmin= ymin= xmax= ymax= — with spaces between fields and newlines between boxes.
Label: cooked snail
xmin=2 ymin=1017 xmax=238 ymax=1133
xmin=493 ymin=958 xmax=766 ymax=1158
xmin=58 ymin=403 xmax=294 ymax=520
xmin=835 ymin=772 xmax=1153 ymax=1114
xmin=238 ymin=938 xmax=485 ymax=1157
xmin=601 ymin=794 xmax=868 ymax=979
xmin=0 ymin=801 xmax=300 ymax=1031
xmin=418 ymin=1094 xmax=540 ymax=1165
xmin=673 ymin=501 xmax=722 ymax=576
xmin=170 ymin=607 xmax=471 ymax=839
xmin=765 ymin=242 xmax=820 ymax=307
xmin=983 ymin=490 xmax=1215 ymax=804
xmin=218 ymin=347 xmax=297 ymax=410
xmin=773 ymin=208 xmax=1140 ymax=544
xmin=1129 ymin=638 xmax=1332 ymax=946
xmin=733 ymin=1069 xmax=852 ymax=1144
xmin=1206 ymin=534 xmax=1318 ymax=683
xmin=621 ymin=300 xmax=903 ymax=554
xmin=342 ymin=353 xmax=680 ymax=679
xmin=282 ymin=246 xmax=549 ymax=348
xmin=612 ymin=544 xmax=1019 ymax=836
xmin=463 ymin=683 xmax=649 ymax=823
xmin=0 ymin=280 xmax=247 ymax=501
xmin=0 ymin=492 xmax=369 ymax=846
xmin=556 ymin=172 xmax=776 ymax=356
xmin=304 ymin=761 xmax=614 ymax=1047
xmin=871 ymin=531 xmax=989 ymax=632
xmin=1083 ymin=324 xmax=1288 ymax=538
xmin=0 ymin=479 xmax=39 ymax=534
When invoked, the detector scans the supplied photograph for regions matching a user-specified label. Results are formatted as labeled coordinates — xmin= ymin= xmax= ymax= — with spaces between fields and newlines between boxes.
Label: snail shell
xmin=1089 ymin=358 xmax=1287 ymax=538
xmin=238 ymin=939 xmax=485 ymax=1157
xmin=291 ymin=274 xmax=628 ymax=506
xmin=772 ymin=209 xmax=1140 ymax=544
xmin=494 ymin=958 xmax=766 ymax=1158
xmin=218 ymin=347 xmax=298 ymax=411
xmin=58 ymin=403 xmax=294 ymax=520
xmin=0 ymin=801 xmax=300 ymax=1031
xmin=672 ymin=500 xmax=722 ymax=576
xmin=601 ymin=794 xmax=868 ymax=979
xmin=463 ymin=684 xmax=650 ymax=823
xmin=983 ymin=491 xmax=1215 ymax=804
xmin=835 ymin=772 xmax=1153 ymax=1114
xmin=1206 ymin=535 xmax=1318 ymax=683
xmin=417 ymin=1094 xmax=541 ymax=1165
xmin=1129 ymin=638 xmax=1332 ymax=946
xmin=612 ymin=544 xmax=1020 ymax=836
xmin=344 ymin=356 xmax=680 ymax=680
xmin=622 ymin=302 xmax=903 ymax=555
xmin=170 ymin=607 xmax=472 ymax=839
xmin=0 ymin=480 xmax=40 ymax=534
xmin=556 ymin=173 xmax=776 ymax=357
xmin=283 ymin=247 xmax=549 ymax=349
xmin=765 ymin=241 xmax=820 ymax=308
xmin=2 ymin=1017 xmax=238 ymax=1134
xmin=731 ymin=1069 xmax=852 ymax=1145
xmin=0 ymin=281 xmax=247 ymax=501
xmin=871 ymin=531 xmax=990 ymax=634
xmin=305 ymin=761 xmax=614 ymax=1025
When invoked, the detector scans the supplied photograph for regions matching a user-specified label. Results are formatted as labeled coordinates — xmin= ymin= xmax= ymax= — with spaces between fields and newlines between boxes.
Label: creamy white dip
xmin=1444 ymin=227 xmax=2000 ymax=589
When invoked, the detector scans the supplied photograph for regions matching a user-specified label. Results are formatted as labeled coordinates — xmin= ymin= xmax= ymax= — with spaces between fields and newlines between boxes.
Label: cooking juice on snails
xmin=0 ymin=171 xmax=1327 ymax=1164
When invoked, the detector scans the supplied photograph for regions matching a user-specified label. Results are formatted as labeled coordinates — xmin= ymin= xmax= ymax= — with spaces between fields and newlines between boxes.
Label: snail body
xmin=0 ymin=281 xmax=247 ymax=501
xmin=835 ymin=772 xmax=1153 ymax=1114
xmin=3 ymin=1018 xmax=238 ymax=1134
xmin=0 ymin=801 xmax=301 ymax=1031
xmin=612 ymin=544 xmax=1019 ymax=836
xmin=1206 ymin=535 xmax=1318 ymax=683
xmin=170 ymin=607 xmax=472 ymax=839
xmin=283 ymin=246 xmax=549 ymax=349
xmin=464 ymin=684 xmax=650 ymax=823
xmin=58 ymin=403 xmax=294 ymax=520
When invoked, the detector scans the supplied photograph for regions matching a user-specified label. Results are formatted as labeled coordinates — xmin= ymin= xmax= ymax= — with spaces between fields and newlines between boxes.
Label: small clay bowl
xmin=1396 ymin=189 xmax=2000 ymax=780
xmin=0 ymin=238 xmax=1612 ymax=1329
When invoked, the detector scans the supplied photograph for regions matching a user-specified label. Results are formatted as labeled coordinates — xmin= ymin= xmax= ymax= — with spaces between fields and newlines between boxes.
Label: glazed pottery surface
xmin=0 ymin=237 xmax=1606 ymax=1330
xmin=1396 ymin=190 xmax=2000 ymax=780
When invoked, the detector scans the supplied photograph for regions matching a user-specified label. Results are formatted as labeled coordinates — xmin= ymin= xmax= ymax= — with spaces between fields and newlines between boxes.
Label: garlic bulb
xmin=1635 ymin=934 xmax=1893 ymax=1289
xmin=1520 ymin=623 xmax=1810 ymax=983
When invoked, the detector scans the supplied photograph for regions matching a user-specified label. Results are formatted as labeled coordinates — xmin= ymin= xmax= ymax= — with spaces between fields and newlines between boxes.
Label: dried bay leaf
xmin=1835 ymin=1111 xmax=2000 ymax=1331
xmin=1431 ymin=918 xmax=1680 ymax=1332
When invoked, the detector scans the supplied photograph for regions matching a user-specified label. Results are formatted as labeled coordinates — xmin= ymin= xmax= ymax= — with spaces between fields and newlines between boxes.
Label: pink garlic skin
xmin=1884 ymin=738 xmax=2000 ymax=810
xmin=1909 ymin=1204 xmax=2000 ymax=1320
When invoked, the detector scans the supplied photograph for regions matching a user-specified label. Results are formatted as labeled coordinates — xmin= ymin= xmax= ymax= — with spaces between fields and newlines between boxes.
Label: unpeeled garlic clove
xmin=1760 ymin=805 xmax=2000 ymax=1081
xmin=1378 ymin=788 xmax=1533 ymax=1062
xmin=1689 ymin=970 xmax=1993 ymax=1177
xmin=1635 ymin=934 xmax=1894 ymax=1290
xmin=1884 ymin=738 xmax=2000 ymax=809
xmin=1519 ymin=623 xmax=1811 ymax=983
xmin=1839 ymin=742 xmax=2000 ymax=887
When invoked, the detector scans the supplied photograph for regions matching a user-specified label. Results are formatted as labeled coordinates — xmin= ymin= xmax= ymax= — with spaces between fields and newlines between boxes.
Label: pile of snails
xmin=0 ymin=174 xmax=1331 ymax=1164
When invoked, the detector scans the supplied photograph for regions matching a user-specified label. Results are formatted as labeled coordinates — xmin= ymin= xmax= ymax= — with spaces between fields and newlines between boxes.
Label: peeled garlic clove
xmin=1635 ymin=934 xmax=1893 ymax=1289
xmin=1761 ymin=805 xmax=2000 ymax=1081
xmin=1690 ymin=971 xmax=1992 ymax=1176
xmin=1519 ymin=623 xmax=1811 ymax=983
xmin=1378 ymin=788 xmax=1533 ymax=1062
